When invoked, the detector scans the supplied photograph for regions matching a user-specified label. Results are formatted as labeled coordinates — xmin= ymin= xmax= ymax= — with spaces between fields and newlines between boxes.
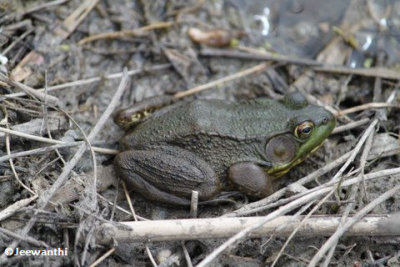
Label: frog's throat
xmin=266 ymin=141 xmax=323 ymax=178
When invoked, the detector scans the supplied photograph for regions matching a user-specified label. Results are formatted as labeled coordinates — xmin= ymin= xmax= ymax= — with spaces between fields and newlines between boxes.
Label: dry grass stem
xmin=337 ymin=102 xmax=398 ymax=116
xmin=332 ymin=118 xmax=370 ymax=134
xmin=54 ymin=0 xmax=100 ymax=39
xmin=0 ymin=127 xmax=118 ymax=155
xmin=89 ymin=247 xmax=116 ymax=267
xmin=97 ymin=193 xmax=147 ymax=220
xmin=314 ymin=65 xmax=400 ymax=80
xmin=21 ymin=0 xmax=69 ymax=16
xmin=0 ymin=195 xmax=37 ymax=222
xmin=190 ymin=190 xmax=199 ymax=218
xmin=181 ymin=241 xmax=194 ymax=267
xmin=122 ymin=180 xmax=156 ymax=264
xmin=145 ymin=246 xmax=158 ymax=267
xmin=5 ymin=129 xmax=36 ymax=195
xmin=3 ymin=64 xmax=171 ymax=99
xmin=0 ymin=142 xmax=77 ymax=163
xmin=122 ymin=181 xmax=138 ymax=222
xmin=0 ymin=73 xmax=60 ymax=106
xmin=200 ymin=48 xmax=322 ymax=66
xmin=2 ymin=29 xmax=33 ymax=56
xmin=78 ymin=21 xmax=173 ymax=45
xmin=174 ymin=63 xmax=269 ymax=98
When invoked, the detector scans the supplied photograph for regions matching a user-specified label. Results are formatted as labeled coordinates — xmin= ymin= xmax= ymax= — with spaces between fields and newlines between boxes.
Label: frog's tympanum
xmin=115 ymin=93 xmax=335 ymax=205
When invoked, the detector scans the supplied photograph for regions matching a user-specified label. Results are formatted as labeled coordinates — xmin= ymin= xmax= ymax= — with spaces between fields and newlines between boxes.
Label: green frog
xmin=114 ymin=92 xmax=335 ymax=205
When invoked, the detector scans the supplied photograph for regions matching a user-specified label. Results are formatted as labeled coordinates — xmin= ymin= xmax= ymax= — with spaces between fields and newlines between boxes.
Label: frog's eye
xmin=294 ymin=121 xmax=314 ymax=139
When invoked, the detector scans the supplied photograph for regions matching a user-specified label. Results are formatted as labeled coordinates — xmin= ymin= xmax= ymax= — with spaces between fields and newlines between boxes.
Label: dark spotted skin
xmin=115 ymin=94 xmax=335 ymax=205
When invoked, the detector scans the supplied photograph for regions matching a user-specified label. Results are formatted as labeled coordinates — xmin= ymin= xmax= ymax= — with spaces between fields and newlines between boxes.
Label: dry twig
xmin=337 ymin=102 xmax=399 ymax=116
xmin=97 ymin=215 xmax=398 ymax=244
xmin=174 ymin=63 xmax=269 ymax=98
xmin=0 ymin=127 xmax=118 ymax=155
xmin=89 ymin=247 xmax=116 ymax=267
xmin=3 ymin=64 xmax=171 ymax=99
xmin=122 ymin=181 xmax=157 ymax=266
xmin=0 ymin=195 xmax=37 ymax=222
xmin=78 ymin=21 xmax=173 ymax=45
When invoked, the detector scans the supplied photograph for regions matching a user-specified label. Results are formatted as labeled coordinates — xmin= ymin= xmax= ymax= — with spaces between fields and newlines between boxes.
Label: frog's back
xmin=121 ymin=98 xmax=292 ymax=148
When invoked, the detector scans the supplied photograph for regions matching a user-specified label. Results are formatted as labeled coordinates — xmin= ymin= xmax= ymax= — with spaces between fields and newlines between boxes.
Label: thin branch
xmin=337 ymin=102 xmax=398 ymax=116
xmin=89 ymin=247 xmax=116 ymax=267
xmin=2 ymin=64 xmax=171 ymax=99
xmin=97 ymin=215 xmax=398 ymax=244
xmin=0 ymin=72 xmax=60 ymax=106
xmin=200 ymin=48 xmax=322 ymax=66
xmin=174 ymin=63 xmax=269 ymax=99
xmin=314 ymin=65 xmax=400 ymax=80
xmin=0 ymin=127 xmax=118 ymax=155
xmin=78 ymin=21 xmax=173 ymax=45
xmin=332 ymin=118 xmax=370 ymax=134
xmin=0 ymin=195 xmax=37 ymax=222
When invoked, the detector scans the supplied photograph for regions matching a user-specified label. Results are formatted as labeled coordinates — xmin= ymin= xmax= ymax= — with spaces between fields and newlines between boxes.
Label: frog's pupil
xmin=302 ymin=127 xmax=311 ymax=133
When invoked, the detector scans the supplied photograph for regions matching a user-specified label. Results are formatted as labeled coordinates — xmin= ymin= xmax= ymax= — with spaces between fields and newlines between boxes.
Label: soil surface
xmin=0 ymin=0 xmax=399 ymax=266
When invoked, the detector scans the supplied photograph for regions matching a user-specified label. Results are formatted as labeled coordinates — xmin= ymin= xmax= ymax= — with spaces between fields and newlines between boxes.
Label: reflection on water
xmin=223 ymin=0 xmax=400 ymax=66
xmin=226 ymin=0 xmax=350 ymax=58
xmin=254 ymin=7 xmax=271 ymax=36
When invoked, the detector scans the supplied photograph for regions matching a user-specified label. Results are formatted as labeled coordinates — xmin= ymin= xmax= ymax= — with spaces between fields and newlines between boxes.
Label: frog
xmin=114 ymin=92 xmax=336 ymax=206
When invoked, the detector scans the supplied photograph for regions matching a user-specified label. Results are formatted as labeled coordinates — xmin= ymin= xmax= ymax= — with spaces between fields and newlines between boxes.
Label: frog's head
xmin=265 ymin=92 xmax=336 ymax=177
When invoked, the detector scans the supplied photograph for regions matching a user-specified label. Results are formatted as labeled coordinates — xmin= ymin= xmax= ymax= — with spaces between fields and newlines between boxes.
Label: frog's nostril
xmin=322 ymin=117 xmax=328 ymax=124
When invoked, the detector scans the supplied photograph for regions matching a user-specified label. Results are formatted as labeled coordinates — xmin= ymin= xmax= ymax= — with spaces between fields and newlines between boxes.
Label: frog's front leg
xmin=228 ymin=162 xmax=274 ymax=198
xmin=115 ymin=146 xmax=220 ymax=206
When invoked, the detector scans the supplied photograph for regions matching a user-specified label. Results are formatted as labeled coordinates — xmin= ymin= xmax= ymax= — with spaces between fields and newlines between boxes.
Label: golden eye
xmin=294 ymin=121 xmax=314 ymax=139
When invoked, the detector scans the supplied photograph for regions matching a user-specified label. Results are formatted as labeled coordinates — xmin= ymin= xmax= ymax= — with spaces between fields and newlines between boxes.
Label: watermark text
xmin=4 ymin=247 xmax=68 ymax=257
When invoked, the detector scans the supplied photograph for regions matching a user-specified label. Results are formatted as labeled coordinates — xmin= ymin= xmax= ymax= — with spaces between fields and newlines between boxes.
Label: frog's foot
xmin=228 ymin=162 xmax=274 ymax=198
xmin=114 ymin=95 xmax=176 ymax=129
xmin=115 ymin=146 xmax=220 ymax=206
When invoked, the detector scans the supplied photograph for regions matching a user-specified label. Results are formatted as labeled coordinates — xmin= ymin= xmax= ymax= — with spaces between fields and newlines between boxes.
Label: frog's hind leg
xmin=115 ymin=146 xmax=220 ymax=206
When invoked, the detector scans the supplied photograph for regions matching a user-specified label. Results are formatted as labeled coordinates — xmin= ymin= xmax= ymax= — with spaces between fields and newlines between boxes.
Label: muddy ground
xmin=0 ymin=0 xmax=399 ymax=266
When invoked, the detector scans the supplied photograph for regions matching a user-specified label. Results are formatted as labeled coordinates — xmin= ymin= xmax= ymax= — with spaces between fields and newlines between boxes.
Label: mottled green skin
xmin=121 ymin=98 xmax=333 ymax=175
xmin=116 ymin=94 xmax=335 ymax=205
